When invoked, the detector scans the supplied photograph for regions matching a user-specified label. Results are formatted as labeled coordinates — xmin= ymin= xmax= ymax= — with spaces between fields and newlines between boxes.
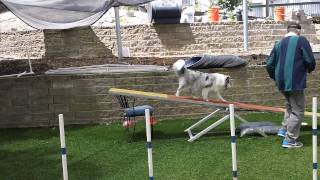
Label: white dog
xmin=172 ymin=59 xmax=231 ymax=101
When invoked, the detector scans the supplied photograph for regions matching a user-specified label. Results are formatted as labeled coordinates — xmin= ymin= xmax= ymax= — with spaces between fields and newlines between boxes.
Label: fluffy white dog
xmin=172 ymin=59 xmax=231 ymax=101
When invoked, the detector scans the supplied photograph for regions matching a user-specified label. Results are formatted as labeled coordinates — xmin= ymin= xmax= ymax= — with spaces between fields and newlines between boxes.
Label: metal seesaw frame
xmin=184 ymin=108 xmax=267 ymax=142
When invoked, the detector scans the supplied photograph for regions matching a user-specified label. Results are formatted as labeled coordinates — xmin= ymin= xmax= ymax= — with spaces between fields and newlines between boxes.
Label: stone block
xmin=73 ymin=95 xmax=97 ymax=103
xmin=7 ymin=114 xmax=33 ymax=127
xmin=30 ymin=104 xmax=50 ymax=113
xmin=52 ymin=79 xmax=73 ymax=89
xmin=95 ymin=102 xmax=115 ymax=111
xmin=74 ymin=78 xmax=115 ymax=87
xmin=71 ymin=87 xmax=96 ymax=96
xmin=30 ymin=96 xmax=53 ymax=105
xmin=95 ymin=86 xmax=111 ymax=95
xmin=11 ymin=88 xmax=29 ymax=98
xmin=7 ymin=105 xmax=30 ymax=114
xmin=53 ymin=95 xmax=73 ymax=104
xmin=50 ymin=104 xmax=70 ymax=113
xmin=29 ymin=88 xmax=49 ymax=97
xmin=32 ymin=81 xmax=51 ymax=89
xmin=74 ymin=111 xmax=98 ymax=121
xmin=114 ymin=77 xmax=137 ymax=85
xmin=70 ymin=103 xmax=98 ymax=111
xmin=95 ymin=94 xmax=116 ymax=103
xmin=0 ymin=80 xmax=12 ymax=90
xmin=11 ymin=97 xmax=29 ymax=106
xmin=95 ymin=109 xmax=122 ymax=119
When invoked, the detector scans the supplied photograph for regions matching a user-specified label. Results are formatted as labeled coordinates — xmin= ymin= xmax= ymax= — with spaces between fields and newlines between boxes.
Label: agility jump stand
xmin=229 ymin=104 xmax=238 ymax=180
xmin=145 ymin=109 xmax=154 ymax=180
xmin=58 ymin=114 xmax=69 ymax=180
xmin=312 ymin=97 xmax=318 ymax=180
xmin=184 ymin=107 xmax=267 ymax=142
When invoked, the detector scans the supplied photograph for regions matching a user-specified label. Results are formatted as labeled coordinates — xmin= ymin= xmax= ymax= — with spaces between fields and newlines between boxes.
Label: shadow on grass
xmin=0 ymin=143 xmax=105 ymax=179
xmin=68 ymin=158 xmax=105 ymax=179
xmin=128 ymin=128 xmax=233 ymax=143
xmin=128 ymin=122 xmax=320 ymax=144
xmin=0 ymin=127 xmax=58 ymax=145
xmin=0 ymin=145 xmax=60 ymax=179
xmin=0 ymin=125 xmax=100 ymax=144
xmin=299 ymin=134 xmax=312 ymax=147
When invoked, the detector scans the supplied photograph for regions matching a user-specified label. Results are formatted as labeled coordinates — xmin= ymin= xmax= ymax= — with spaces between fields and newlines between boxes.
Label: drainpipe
xmin=114 ymin=6 xmax=123 ymax=60
xmin=243 ymin=0 xmax=248 ymax=51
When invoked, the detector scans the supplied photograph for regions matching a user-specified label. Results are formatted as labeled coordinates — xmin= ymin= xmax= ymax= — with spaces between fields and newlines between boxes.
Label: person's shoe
xmin=282 ymin=140 xmax=303 ymax=148
xmin=277 ymin=129 xmax=286 ymax=137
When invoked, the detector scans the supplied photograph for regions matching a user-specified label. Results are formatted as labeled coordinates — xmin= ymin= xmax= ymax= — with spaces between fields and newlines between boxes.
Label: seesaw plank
xmin=109 ymin=88 xmax=319 ymax=117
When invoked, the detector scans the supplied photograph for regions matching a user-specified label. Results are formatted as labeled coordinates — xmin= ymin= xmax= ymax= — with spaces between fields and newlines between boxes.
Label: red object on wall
xmin=208 ymin=6 xmax=220 ymax=22
xmin=275 ymin=6 xmax=285 ymax=21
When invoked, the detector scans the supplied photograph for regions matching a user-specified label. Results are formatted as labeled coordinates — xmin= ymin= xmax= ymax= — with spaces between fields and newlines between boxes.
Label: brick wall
xmin=0 ymin=65 xmax=319 ymax=128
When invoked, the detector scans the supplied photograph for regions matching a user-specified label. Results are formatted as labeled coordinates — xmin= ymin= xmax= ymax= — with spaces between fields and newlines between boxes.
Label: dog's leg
xmin=202 ymin=89 xmax=209 ymax=101
xmin=216 ymin=91 xmax=227 ymax=102
xmin=176 ymin=79 xmax=185 ymax=96
xmin=176 ymin=86 xmax=182 ymax=96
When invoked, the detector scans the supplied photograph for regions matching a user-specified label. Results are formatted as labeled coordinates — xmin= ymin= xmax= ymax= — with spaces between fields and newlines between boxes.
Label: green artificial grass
xmin=0 ymin=112 xmax=318 ymax=180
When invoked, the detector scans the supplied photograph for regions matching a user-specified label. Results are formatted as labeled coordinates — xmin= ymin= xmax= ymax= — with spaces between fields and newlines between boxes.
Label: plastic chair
xmin=115 ymin=95 xmax=156 ymax=139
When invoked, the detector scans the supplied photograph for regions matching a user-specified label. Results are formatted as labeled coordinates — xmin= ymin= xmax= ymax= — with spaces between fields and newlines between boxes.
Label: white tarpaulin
xmin=0 ymin=0 xmax=153 ymax=29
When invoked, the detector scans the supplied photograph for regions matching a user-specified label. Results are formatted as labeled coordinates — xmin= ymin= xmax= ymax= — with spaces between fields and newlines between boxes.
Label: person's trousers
xmin=281 ymin=90 xmax=305 ymax=142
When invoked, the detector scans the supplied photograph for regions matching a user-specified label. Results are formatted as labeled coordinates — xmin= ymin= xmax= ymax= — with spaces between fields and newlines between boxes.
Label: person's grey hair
xmin=287 ymin=22 xmax=301 ymax=34
xmin=287 ymin=28 xmax=301 ymax=34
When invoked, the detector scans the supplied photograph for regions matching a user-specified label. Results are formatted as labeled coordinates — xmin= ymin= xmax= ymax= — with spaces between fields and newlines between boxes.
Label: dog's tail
xmin=172 ymin=59 xmax=186 ymax=76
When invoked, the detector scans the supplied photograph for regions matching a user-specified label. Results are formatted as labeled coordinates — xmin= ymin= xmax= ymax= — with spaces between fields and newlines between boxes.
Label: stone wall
xmin=0 ymin=65 xmax=319 ymax=128
xmin=1 ymin=21 xmax=319 ymax=61
xmin=1 ymin=21 xmax=320 ymax=128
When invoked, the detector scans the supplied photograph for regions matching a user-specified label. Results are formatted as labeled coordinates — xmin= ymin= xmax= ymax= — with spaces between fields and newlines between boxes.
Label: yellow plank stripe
xmin=277 ymin=107 xmax=320 ymax=117
xmin=109 ymin=88 xmax=168 ymax=99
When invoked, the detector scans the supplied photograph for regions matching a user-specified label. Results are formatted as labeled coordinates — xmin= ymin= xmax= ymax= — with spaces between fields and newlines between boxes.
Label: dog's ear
xmin=225 ymin=76 xmax=232 ymax=87
xmin=226 ymin=76 xmax=230 ymax=83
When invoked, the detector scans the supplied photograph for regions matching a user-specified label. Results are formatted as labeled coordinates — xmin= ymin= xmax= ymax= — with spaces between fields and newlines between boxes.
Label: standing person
xmin=266 ymin=22 xmax=316 ymax=148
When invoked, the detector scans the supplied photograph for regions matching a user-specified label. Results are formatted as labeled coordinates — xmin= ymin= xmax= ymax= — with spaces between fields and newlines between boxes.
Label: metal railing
xmin=249 ymin=1 xmax=320 ymax=18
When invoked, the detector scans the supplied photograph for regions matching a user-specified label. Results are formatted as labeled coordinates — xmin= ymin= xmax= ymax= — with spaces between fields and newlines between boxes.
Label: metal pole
xmin=145 ymin=109 xmax=154 ymax=180
xmin=243 ymin=0 xmax=248 ymax=51
xmin=229 ymin=104 xmax=238 ymax=180
xmin=312 ymin=97 xmax=318 ymax=180
xmin=266 ymin=0 xmax=269 ymax=17
xmin=58 ymin=114 xmax=68 ymax=180
xmin=114 ymin=6 xmax=123 ymax=60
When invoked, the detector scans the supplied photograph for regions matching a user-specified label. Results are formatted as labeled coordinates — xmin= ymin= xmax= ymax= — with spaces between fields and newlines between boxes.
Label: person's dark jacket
xmin=266 ymin=35 xmax=316 ymax=91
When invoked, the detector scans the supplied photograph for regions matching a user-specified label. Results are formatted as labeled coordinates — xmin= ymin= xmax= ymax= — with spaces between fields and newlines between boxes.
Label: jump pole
xmin=145 ymin=109 xmax=154 ymax=180
xmin=312 ymin=97 xmax=317 ymax=180
xmin=58 ymin=114 xmax=69 ymax=180
xmin=229 ymin=104 xmax=238 ymax=180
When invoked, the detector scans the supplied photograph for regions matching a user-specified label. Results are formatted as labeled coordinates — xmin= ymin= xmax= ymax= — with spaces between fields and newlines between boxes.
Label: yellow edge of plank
xmin=304 ymin=111 xmax=320 ymax=117
xmin=275 ymin=108 xmax=320 ymax=117
xmin=109 ymin=88 xmax=168 ymax=99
